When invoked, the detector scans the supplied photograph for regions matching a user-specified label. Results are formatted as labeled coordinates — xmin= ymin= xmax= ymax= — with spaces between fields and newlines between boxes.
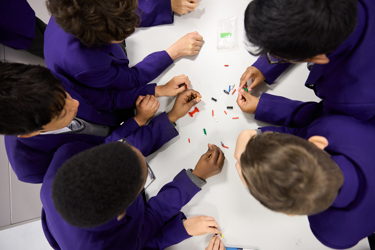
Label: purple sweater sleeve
xmin=252 ymin=55 xmax=290 ymax=84
xmin=137 ymin=0 xmax=174 ymax=27
xmin=74 ymin=50 xmax=173 ymax=91
xmin=75 ymin=83 xmax=156 ymax=112
xmin=141 ymin=170 xmax=200 ymax=249
xmin=144 ymin=212 xmax=191 ymax=249
xmin=255 ymin=93 xmax=323 ymax=127
xmin=119 ymin=112 xmax=178 ymax=156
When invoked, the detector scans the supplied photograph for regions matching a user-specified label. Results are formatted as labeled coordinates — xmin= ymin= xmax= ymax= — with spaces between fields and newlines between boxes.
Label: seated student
xmin=0 ymin=62 xmax=200 ymax=183
xmin=44 ymin=0 xmax=204 ymax=91
xmin=239 ymin=0 xmax=375 ymax=122
xmin=41 ymin=141 xmax=225 ymax=249
xmin=0 ymin=0 xmax=46 ymax=59
xmin=234 ymin=90 xmax=375 ymax=249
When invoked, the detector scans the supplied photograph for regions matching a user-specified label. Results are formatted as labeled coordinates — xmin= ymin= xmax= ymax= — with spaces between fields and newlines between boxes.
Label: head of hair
xmin=240 ymin=133 xmax=343 ymax=215
xmin=46 ymin=0 xmax=140 ymax=47
xmin=244 ymin=0 xmax=358 ymax=59
xmin=52 ymin=142 xmax=145 ymax=228
xmin=0 ymin=61 xmax=66 ymax=135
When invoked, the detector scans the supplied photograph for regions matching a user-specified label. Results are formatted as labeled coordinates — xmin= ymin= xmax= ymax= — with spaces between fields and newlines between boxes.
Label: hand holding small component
xmin=183 ymin=216 xmax=221 ymax=236
xmin=166 ymin=31 xmax=204 ymax=60
xmin=167 ymin=89 xmax=201 ymax=123
xmin=236 ymin=89 xmax=259 ymax=114
xmin=239 ymin=66 xmax=265 ymax=90
xmin=192 ymin=144 xmax=225 ymax=180
xmin=171 ymin=0 xmax=199 ymax=15
xmin=155 ymin=74 xmax=191 ymax=97
xmin=206 ymin=235 xmax=226 ymax=250
xmin=134 ymin=95 xmax=160 ymax=126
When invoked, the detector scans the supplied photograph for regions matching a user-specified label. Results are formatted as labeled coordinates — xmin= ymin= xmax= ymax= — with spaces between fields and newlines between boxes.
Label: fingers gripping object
xmin=189 ymin=107 xmax=200 ymax=117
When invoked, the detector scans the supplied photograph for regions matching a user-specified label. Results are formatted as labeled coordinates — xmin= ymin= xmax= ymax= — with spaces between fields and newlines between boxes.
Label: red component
xmin=224 ymin=65 xmax=229 ymax=67
xmin=188 ymin=138 xmax=190 ymax=143
xmin=222 ymin=145 xmax=229 ymax=149
xmin=232 ymin=117 xmax=239 ymax=119
xmin=224 ymin=111 xmax=227 ymax=115
xmin=232 ymin=89 xmax=236 ymax=95
xmin=188 ymin=107 xmax=200 ymax=117
xmin=212 ymin=110 xmax=214 ymax=117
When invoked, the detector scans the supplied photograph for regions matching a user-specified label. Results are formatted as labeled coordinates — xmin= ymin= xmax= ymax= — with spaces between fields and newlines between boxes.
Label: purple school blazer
xmin=0 ymin=0 xmax=35 ymax=49
xmin=5 ymin=73 xmax=177 ymax=184
xmin=255 ymin=93 xmax=375 ymax=249
xmin=251 ymin=0 xmax=375 ymax=123
xmin=44 ymin=0 xmax=174 ymax=90
xmin=40 ymin=141 xmax=199 ymax=249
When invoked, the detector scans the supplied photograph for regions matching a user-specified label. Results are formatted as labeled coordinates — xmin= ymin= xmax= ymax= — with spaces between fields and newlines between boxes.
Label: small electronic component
xmin=188 ymin=107 xmax=200 ymax=117
xmin=227 ymin=106 xmax=233 ymax=109
xmin=223 ymin=90 xmax=229 ymax=95
xmin=211 ymin=97 xmax=217 ymax=102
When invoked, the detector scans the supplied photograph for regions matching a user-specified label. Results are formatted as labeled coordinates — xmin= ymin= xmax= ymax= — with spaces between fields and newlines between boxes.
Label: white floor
xmin=0 ymin=221 xmax=52 ymax=250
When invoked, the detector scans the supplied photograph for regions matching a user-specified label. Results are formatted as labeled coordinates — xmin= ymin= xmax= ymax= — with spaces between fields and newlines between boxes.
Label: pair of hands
xmin=134 ymin=75 xmax=201 ymax=125
xmin=236 ymin=66 xmax=265 ymax=114
xmin=206 ymin=235 xmax=226 ymax=250
xmin=184 ymin=144 xmax=225 ymax=242
xmin=171 ymin=0 xmax=199 ymax=15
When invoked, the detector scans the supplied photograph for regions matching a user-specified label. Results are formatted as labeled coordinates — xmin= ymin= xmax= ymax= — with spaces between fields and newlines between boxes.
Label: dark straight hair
xmin=244 ymin=0 xmax=358 ymax=59
xmin=0 ymin=62 xmax=66 ymax=135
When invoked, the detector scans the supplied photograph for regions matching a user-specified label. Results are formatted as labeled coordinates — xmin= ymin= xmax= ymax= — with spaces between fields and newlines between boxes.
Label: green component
xmin=203 ymin=128 xmax=207 ymax=135
xmin=244 ymin=88 xmax=248 ymax=92
xmin=220 ymin=32 xmax=232 ymax=38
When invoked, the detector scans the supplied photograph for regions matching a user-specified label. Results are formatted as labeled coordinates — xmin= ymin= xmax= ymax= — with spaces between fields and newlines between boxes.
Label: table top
xmin=126 ymin=1 xmax=369 ymax=249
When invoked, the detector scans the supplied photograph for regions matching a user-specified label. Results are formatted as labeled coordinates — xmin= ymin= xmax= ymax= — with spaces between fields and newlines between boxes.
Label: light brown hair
xmin=240 ymin=132 xmax=343 ymax=215
xmin=47 ymin=0 xmax=140 ymax=47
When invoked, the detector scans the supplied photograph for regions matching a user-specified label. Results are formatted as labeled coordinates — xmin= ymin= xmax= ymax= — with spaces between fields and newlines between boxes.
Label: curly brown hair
xmin=46 ymin=0 xmax=140 ymax=47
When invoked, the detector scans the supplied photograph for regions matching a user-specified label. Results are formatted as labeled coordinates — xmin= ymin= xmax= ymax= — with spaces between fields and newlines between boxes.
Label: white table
xmin=126 ymin=1 xmax=370 ymax=249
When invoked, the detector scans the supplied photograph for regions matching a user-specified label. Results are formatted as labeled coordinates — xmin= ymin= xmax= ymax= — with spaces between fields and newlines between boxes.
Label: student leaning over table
xmin=239 ymin=0 xmax=375 ymax=123
xmin=0 ymin=62 xmax=200 ymax=184
xmin=44 ymin=0 xmax=203 ymax=92
xmin=40 ymin=139 xmax=225 ymax=249
xmin=234 ymin=88 xmax=375 ymax=249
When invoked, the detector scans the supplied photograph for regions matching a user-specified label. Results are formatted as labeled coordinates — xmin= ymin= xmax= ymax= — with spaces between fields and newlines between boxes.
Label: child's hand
xmin=239 ymin=66 xmax=265 ymax=90
xmin=192 ymin=144 xmax=225 ymax=180
xmin=206 ymin=235 xmax=226 ymax=250
xmin=172 ymin=0 xmax=199 ymax=15
xmin=236 ymin=89 xmax=259 ymax=114
xmin=155 ymin=75 xmax=191 ymax=97
xmin=167 ymin=89 xmax=201 ymax=123
xmin=166 ymin=31 xmax=203 ymax=60
xmin=183 ymin=216 xmax=221 ymax=236
xmin=134 ymin=95 xmax=159 ymax=126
